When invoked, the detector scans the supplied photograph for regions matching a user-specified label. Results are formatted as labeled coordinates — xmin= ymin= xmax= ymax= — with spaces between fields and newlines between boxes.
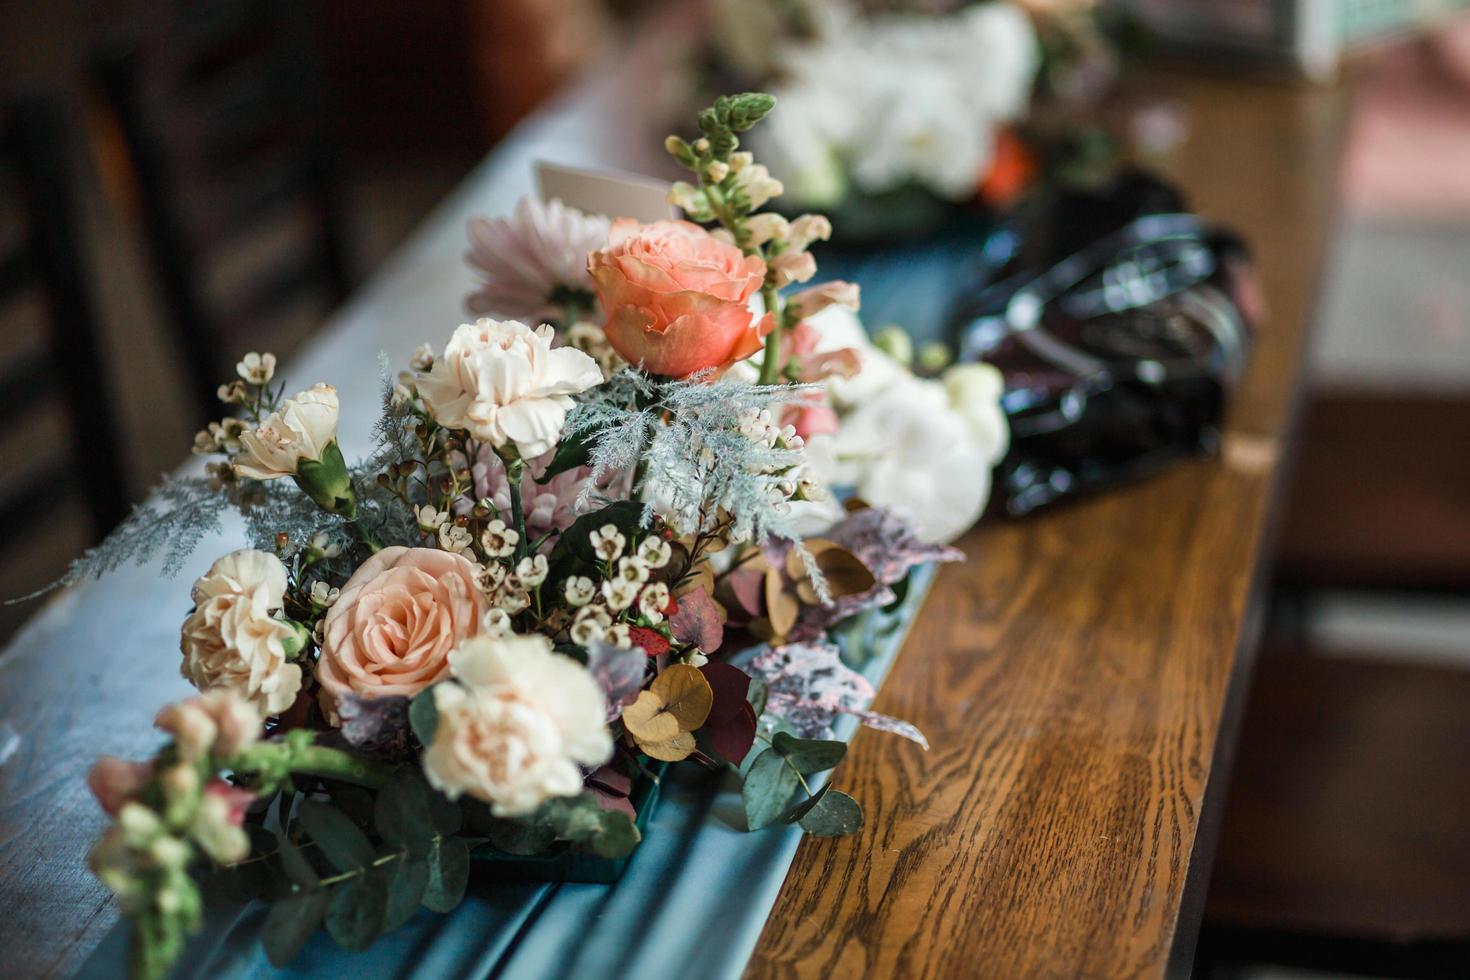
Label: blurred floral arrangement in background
xmin=690 ymin=0 xmax=1172 ymax=237
xmin=73 ymin=92 xmax=1007 ymax=978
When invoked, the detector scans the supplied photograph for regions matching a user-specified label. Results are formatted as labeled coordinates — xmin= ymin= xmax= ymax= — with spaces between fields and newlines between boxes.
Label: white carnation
xmin=234 ymin=383 xmax=340 ymax=480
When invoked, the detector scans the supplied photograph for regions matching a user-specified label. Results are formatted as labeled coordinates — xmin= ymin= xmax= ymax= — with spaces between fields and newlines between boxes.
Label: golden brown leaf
xmin=621 ymin=689 xmax=680 ymax=742
xmin=764 ymin=568 xmax=800 ymax=638
xmin=637 ymin=730 xmax=697 ymax=762
xmin=648 ymin=664 xmax=713 ymax=731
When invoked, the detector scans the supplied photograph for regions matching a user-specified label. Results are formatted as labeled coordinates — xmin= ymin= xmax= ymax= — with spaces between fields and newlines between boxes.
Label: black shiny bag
xmin=947 ymin=171 xmax=1261 ymax=516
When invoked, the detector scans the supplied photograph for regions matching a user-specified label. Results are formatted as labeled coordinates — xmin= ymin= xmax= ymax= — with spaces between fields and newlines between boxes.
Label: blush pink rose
xmin=587 ymin=218 xmax=775 ymax=378
xmin=316 ymin=546 xmax=488 ymax=711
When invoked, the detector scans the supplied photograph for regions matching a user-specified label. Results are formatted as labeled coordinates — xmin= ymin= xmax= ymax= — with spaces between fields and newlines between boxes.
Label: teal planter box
xmin=471 ymin=761 xmax=669 ymax=884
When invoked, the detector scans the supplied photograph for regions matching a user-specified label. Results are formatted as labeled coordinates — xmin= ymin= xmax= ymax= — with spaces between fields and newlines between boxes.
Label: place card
xmin=535 ymin=161 xmax=674 ymax=222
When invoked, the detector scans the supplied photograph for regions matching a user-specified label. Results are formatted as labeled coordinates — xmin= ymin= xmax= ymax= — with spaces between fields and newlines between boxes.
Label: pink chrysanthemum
xmin=452 ymin=445 xmax=605 ymax=550
xmin=464 ymin=196 xmax=610 ymax=321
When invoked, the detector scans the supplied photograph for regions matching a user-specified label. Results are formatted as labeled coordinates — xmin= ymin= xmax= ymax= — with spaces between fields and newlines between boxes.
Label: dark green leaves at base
xmin=326 ymin=872 xmax=387 ymax=951
xmin=298 ymin=799 xmax=374 ymax=873
xmin=263 ymin=890 xmax=330 ymax=967
xmin=423 ymin=837 xmax=470 ymax=913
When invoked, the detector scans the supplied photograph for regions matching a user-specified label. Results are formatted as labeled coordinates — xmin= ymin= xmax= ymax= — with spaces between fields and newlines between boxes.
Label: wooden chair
xmin=0 ymin=95 xmax=128 ymax=539
xmin=94 ymin=0 xmax=352 ymax=421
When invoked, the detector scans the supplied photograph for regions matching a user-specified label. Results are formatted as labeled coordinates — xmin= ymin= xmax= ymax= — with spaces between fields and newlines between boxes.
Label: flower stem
xmin=757 ymin=283 xmax=783 ymax=385
xmin=506 ymin=461 xmax=528 ymax=562
xmin=230 ymin=741 xmax=393 ymax=790
xmin=351 ymin=520 xmax=382 ymax=553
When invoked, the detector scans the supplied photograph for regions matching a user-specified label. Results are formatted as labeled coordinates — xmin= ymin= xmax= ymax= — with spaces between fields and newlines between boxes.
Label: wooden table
xmin=0 ymin=55 xmax=1349 ymax=979
xmin=747 ymin=72 xmax=1352 ymax=980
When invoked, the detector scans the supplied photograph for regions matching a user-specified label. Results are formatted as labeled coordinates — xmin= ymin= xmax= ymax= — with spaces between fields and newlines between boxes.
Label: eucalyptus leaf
xmin=382 ymin=857 xmax=429 ymax=932
xmin=423 ymin=837 xmax=470 ymax=913
xmin=772 ymin=732 xmax=847 ymax=775
xmin=408 ymin=687 xmax=439 ymax=746
xmin=375 ymin=767 xmax=435 ymax=854
xmin=589 ymin=811 xmax=641 ymax=859
xmin=780 ymin=783 xmax=831 ymax=825
xmin=742 ymin=748 xmax=800 ymax=831
xmin=275 ymin=828 xmax=318 ymax=888
xmin=298 ymin=799 xmax=374 ymax=874
xmin=485 ymin=819 xmax=558 ymax=857
xmin=798 ymin=789 xmax=863 ymax=837
xmin=426 ymin=787 xmax=462 ymax=836
xmin=262 ymin=890 xmax=329 ymax=967
xmin=325 ymin=873 xmax=387 ymax=951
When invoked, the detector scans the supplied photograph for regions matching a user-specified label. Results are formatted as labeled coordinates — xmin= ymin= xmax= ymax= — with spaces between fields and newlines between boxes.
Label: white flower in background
xmin=422 ymin=633 xmax=612 ymax=817
xmin=418 ymin=319 xmax=603 ymax=459
xmin=602 ymin=578 xmax=639 ymax=612
xmin=830 ymin=373 xmax=1006 ymax=544
xmin=236 ymin=352 xmax=276 ymax=385
xmin=480 ymin=519 xmax=519 ymax=558
xmin=464 ymin=196 xmax=610 ymax=321
xmin=309 ymin=581 xmax=340 ymax=608
xmin=515 ymin=555 xmax=549 ymax=589
xmin=753 ymin=0 xmax=1039 ymax=202
xmin=637 ymin=537 xmax=671 ymax=569
xmin=943 ymin=362 xmax=1011 ymax=458
xmin=589 ymin=524 xmax=625 ymax=562
xmin=570 ymin=605 xmax=611 ymax=645
xmin=180 ymin=550 xmax=302 ymax=715
xmin=234 ymin=384 xmax=340 ymax=480
xmin=639 ymin=582 xmax=671 ymax=624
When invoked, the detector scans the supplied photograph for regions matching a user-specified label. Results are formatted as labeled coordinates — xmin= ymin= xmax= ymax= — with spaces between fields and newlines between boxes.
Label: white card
xmin=535 ymin=161 xmax=674 ymax=223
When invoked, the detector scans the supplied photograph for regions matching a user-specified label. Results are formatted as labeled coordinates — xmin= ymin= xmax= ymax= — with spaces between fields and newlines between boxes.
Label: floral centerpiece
xmin=691 ymin=0 xmax=1132 ymax=238
xmin=74 ymin=93 xmax=1006 ymax=979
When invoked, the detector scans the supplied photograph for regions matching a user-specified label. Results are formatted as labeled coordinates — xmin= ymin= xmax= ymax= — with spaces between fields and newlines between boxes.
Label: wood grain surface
xmin=745 ymin=72 xmax=1352 ymax=980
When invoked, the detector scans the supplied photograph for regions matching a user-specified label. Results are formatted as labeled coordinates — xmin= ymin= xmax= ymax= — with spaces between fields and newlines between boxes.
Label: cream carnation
xmin=417 ymin=319 xmax=603 ymax=459
xmin=315 ymin=546 xmax=489 ymax=710
xmin=422 ymin=633 xmax=612 ymax=816
xmin=180 ymin=549 xmax=302 ymax=715
xmin=234 ymin=383 xmax=340 ymax=480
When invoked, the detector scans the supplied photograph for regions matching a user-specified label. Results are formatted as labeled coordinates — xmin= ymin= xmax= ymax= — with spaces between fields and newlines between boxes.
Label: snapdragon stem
xmin=757 ymin=283 xmax=783 ymax=385
xmin=231 ymin=742 xmax=393 ymax=789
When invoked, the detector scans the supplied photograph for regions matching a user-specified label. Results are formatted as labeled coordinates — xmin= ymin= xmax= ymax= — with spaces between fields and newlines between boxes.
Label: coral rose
xmin=588 ymin=218 xmax=774 ymax=378
xmin=422 ymin=633 xmax=612 ymax=816
xmin=316 ymin=546 xmax=488 ymax=712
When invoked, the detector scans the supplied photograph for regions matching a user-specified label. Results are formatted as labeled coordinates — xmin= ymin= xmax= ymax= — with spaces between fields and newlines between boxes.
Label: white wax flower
xmin=418 ymin=319 xmax=603 ymax=459
xmin=180 ymin=550 xmax=301 ymax=715
xmin=422 ymin=633 xmax=612 ymax=817
xmin=234 ymin=384 xmax=340 ymax=480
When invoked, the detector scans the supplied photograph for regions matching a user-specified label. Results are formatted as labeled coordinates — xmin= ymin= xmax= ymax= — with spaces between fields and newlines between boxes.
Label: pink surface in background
xmin=1341 ymin=18 xmax=1470 ymax=218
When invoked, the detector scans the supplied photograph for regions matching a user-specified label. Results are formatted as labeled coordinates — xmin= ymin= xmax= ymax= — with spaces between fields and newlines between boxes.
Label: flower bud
xmin=705 ymin=160 xmax=729 ymax=183
xmin=743 ymin=213 xmax=789 ymax=247
xmin=118 ymin=802 xmax=163 ymax=847
xmin=872 ymin=326 xmax=914 ymax=366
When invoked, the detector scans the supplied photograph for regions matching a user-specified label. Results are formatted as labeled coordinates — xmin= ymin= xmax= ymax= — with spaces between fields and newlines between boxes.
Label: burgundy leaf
xmin=337 ymin=694 xmax=412 ymax=758
xmin=670 ymin=586 xmax=726 ymax=652
xmin=708 ymin=698 xmax=757 ymax=765
xmin=585 ymin=641 xmax=646 ymax=722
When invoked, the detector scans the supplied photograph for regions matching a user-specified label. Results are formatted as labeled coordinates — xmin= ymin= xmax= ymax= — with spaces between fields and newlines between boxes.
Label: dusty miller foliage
xmin=42 ymin=354 xmax=418 ymax=595
xmin=568 ymin=369 xmax=818 ymax=550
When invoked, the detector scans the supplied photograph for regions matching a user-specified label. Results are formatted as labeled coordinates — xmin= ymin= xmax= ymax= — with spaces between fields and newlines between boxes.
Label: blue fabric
xmin=79 ymin=567 xmax=936 ymax=980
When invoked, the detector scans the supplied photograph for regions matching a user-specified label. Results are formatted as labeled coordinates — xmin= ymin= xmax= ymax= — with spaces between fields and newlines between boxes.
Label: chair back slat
xmin=95 ymin=0 xmax=351 ymax=421
xmin=0 ymin=97 xmax=128 ymax=539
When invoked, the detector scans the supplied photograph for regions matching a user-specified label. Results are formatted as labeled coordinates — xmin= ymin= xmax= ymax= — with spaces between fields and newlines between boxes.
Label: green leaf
xmin=535 ymin=426 xmax=599 ymax=483
xmin=382 ymin=856 xmax=429 ymax=932
xmin=780 ymin=783 xmax=831 ymax=825
xmin=275 ymin=828 xmax=318 ymax=888
xmin=798 ymin=789 xmax=863 ymax=837
xmin=485 ymin=818 xmax=558 ymax=857
xmin=325 ymin=873 xmax=387 ymax=951
xmin=772 ymin=732 xmax=847 ymax=775
xmin=375 ymin=767 xmax=436 ymax=855
xmin=408 ymin=686 xmax=439 ymax=746
xmin=548 ymin=500 xmax=648 ymax=567
xmin=298 ymin=799 xmax=375 ymax=873
xmin=426 ymin=787 xmax=462 ymax=836
xmin=423 ymin=837 xmax=470 ymax=913
xmin=589 ymin=811 xmax=641 ymax=859
xmin=746 ymin=675 xmax=769 ymax=718
xmin=262 ymin=890 xmax=330 ymax=967
xmin=542 ymin=794 xmax=604 ymax=842
xmin=742 ymin=748 xmax=800 ymax=831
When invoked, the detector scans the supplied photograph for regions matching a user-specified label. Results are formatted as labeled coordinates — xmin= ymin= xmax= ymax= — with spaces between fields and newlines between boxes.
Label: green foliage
xmin=374 ymin=767 xmax=436 ymax=855
xmin=326 ymin=873 xmax=387 ymax=950
xmin=743 ymin=734 xmax=857 ymax=834
xmin=262 ymin=891 xmax=330 ymax=967
xmin=423 ymin=837 xmax=470 ymax=913
xmin=298 ymin=800 xmax=374 ymax=873
xmin=408 ymin=687 xmax=439 ymax=746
